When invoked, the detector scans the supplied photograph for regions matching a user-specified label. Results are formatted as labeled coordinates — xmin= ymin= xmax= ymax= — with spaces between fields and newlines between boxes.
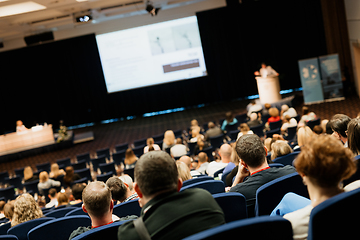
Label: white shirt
xmin=143 ymin=144 xmax=161 ymax=153
xmin=284 ymin=205 xmax=313 ymax=240
xmin=206 ymin=161 xmax=228 ymax=177
xmin=170 ymin=144 xmax=187 ymax=157
xmin=281 ymin=118 xmax=298 ymax=131
xmin=247 ymin=104 xmax=263 ymax=117
xmin=283 ymin=108 xmax=297 ymax=118
xmin=237 ymin=130 xmax=254 ymax=140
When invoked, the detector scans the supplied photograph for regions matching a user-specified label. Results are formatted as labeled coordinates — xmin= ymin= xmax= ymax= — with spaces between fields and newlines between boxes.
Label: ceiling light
xmin=0 ymin=1 xmax=46 ymax=18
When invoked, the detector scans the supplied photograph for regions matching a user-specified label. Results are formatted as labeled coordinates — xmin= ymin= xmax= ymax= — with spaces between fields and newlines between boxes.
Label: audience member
xmin=69 ymin=181 xmax=120 ymax=239
xmin=11 ymin=193 xmax=43 ymax=227
xmin=189 ymin=126 xmax=204 ymax=143
xmin=247 ymin=100 xmax=263 ymax=117
xmin=312 ymin=125 xmax=323 ymax=135
xmin=196 ymin=152 xmax=209 ymax=175
xmin=45 ymin=188 xmax=58 ymax=208
xmin=38 ymin=171 xmax=61 ymax=196
xmin=69 ymin=183 xmax=86 ymax=206
xmin=162 ymin=130 xmax=176 ymax=150
xmin=299 ymin=106 xmax=316 ymax=126
xmin=280 ymin=104 xmax=297 ymax=119
xmin=204 ymin=122 xmax=223 ymax=142
xmin=206 ymin=143 xmax=232 ymax=177
xmin=190 ymin=119 xmax=199 ymax=133
xmin=330 ymin=113 xmax=351 ymax=146
xmin=3 ymin=201 xmax=14 ymax=224
xmin=124 ymin=148 xmax=138 ymax=169
xmin=281 ymin=115 xmax=297 ymax=132
xmin=262 ymin=103 xmax=272 ymax=116
xmin=143 ymin=138 xmax=161 ymax=154
xmin=106 ymin=176 xmax=138 ymax=203
xmin=63 ymin=166 xmax=81 ymax=188
xmin=170 ymin=138 xmax=187 ymax=158
xmin=118 ymin=175 xmax=139 ymax=202
xmin=0 ymin=201 xmax=5 ymax=220
xmin=224 ymin=144 xmax=241 ymax=187
xmin=23 ymin=166 xmax=38 ymax=183
xmin=271 ymin=140 xmax=293 ymax=160
xmin=193 ymin=138 xmax=210 ymax=156
xmin=295 ymin=126 xmax=314 ymax=150
xmin=117 ymin=151 xmax=225 ymax=239
xmin=237 ymin=123 xmax=254 ymax=140
xmin=179 ymin=155 xmax=201 ymax=177
xmin=176 ymin=161 xmax=192 ymax=182
xmin=57 ymin=192 xmax=69 ymax=207
xmin=16 ymin=120 xmax=27 ymax=132
xmin=49 ymin=163 xmax=65 ymax=180
xmin=247 ymin=112 xmax=262 ymax=128
xmin=230 ymin=134 xmax=296 ymax=217
xmin=221 ymin=111 xmax=238 ymax=131
xmin=267 ymin=107 xmax=280 ymax=125
xmin=347 ymin=117 xmax=360 ymax=156
xmin=283 ymin=135 xmax=356 ymax=240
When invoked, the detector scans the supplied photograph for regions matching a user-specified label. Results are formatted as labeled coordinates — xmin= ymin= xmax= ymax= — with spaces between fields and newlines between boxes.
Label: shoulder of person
xmin=69 ymin=226 xmax=91 ymax=240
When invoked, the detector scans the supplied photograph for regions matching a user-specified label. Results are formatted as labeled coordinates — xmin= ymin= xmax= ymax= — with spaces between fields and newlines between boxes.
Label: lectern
xmin=255 ymin=76 xmax=281 ymax=104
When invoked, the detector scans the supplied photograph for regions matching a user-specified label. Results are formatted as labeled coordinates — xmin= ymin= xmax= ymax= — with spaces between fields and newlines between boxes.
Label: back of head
xmin=39 ymin=171 xmax=49 ymax=183
xmin=0 ymin=200 xmax=5 ymax=212
xmin=198 ymin=152 xmax=208 ymax=163
xmin=240 ymin=123 xmax=250 ymax=133
xmin=294 ymin=135 xmax=356 ymax=188
xmin=235 ymin=134 xmax=266 ymax=168
xmin=106 ymin=176 xmax=127 ymax=202
xmin=208 ymin=122 xmax=215 ymax=129
xmin=225 ymin=111 xmax=234 ymax=122
xmin=219 ymin=143 xmax=232 ymax=160
xmin=119 ymin=175 xmax=134 ymax=191
xmin=125 ymin=148 xmax=136 ymax=159
xmin=135 ymin=151 xmax=178 ymax=197
xmin=347 ymin=118 xmax=360 ymax=156
xmin=164 ymin=130 xmax=175 ymax=145
xmin=297 ymin=126 xmax=314 ymax=147
xmin=57 ymin=192 xmax=69 ymax=205
xmin=271 ymin=140 xmax=293 ymax=160
xmin=4 ymin=201 xmax=14 ymax=220
xmin=49 ymin=188 xmax=57 ymax=198
xmin=176 ymin=161 xmax=192 ymax=182
xmin=147 ymin=138 xmax=154 ymax=146
xmin=269 ymin=108 xmax=279 ymax=117
xmin=330 ymin=114 xmax=351 ymax=138
xmin=176 ymin=138 xmax=182 ymax=144
xmin=281 ymin=104 xmax=289 ymax=112
xmin=302 ymin=106 xmax=309 ymax=115
xmin=264 ymin=103 xmax=271 ymax=110
xmin=250 ymin=113 xmax=257 ymax=121
xmin=312 ymin=125 xmax=323 ymax=135
xmin=178 ymin=155 xmax=191 ymax=169
xmin=83 ymin=181 xmax=112 ymax=218
xmin=23 ymin=166 xmax=33 ymax=181
xmin=72 ymin=183 xmax=86 ymax=201
xmin=12 ymin=193 xmax=43 ymax=227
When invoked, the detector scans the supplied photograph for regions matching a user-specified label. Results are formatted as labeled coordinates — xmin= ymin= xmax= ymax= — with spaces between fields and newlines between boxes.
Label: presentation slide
xmin=96 ymin=16 xmax=207 ymax=93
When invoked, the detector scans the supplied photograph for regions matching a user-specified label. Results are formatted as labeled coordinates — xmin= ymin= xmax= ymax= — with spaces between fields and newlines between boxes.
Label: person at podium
xmin=16 ymin=120 xmax=28 ymax=132
xmin=254 ymin=63 xmax=279 ymax=77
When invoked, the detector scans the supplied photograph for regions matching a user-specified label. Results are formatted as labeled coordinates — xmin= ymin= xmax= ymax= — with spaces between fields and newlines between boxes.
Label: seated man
xmin=206 ymin=143 xmax=232 ymax=177
xmin=106 ymin=176 xmax=138 ymax=204
xmin=117 ymin=151 xmax=225 ymax=240
xmin=69 ymin=181 xmax=117 ymax=239
xmin=45 ymin=188 xmax=58 ymax=208
xmin=230 ymin=134 xmax=296 ymax=217
xmin=69 ymin=183 xmax=86 ymax=206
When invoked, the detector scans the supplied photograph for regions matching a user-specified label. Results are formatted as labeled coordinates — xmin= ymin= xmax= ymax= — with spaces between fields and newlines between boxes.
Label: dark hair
xmin=295 ymin=135 xmax=356 ymax=188
xmin=347 ymin=118 xmax=360 ymax=156
xmin=83 ymin=181 xmax=112 ymax=218
xmin=330 ymin=114 xmax=351 ymax=138
xmin=135 ymin=151 xmax=178 ymax=197
xmin=235 ymin=134 xmax=266 ymax=168
xmin=225 ymin=111 xmax=234 ymax=123
xmin=106 ymin=176 xmax=127 ymax=202
xmin=71 ymin=183 xmax=86 ymax=200
xmin=48 ymin=188 xmax=57 ymax=198
xmin=312 ymin=125 xmax=323 ymax=135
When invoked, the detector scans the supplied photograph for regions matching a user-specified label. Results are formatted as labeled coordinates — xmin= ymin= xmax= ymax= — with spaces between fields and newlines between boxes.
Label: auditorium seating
xmin=72 ymin=177 xmax=89 ymax=186
xmin=209 ymin=134 xmax=224 ymax=150
xmin=0 ymin=235 xmax=18 ymax=240
xmin=269 ymin=119 xmax=282 ymax=130
xmin=112 ymin=151 xmax=125 ymax=166
xmin=96 ymin=172 xmax=113 ymax=182
xmin=70 ymin=220 xmax=129 ymax=240
xmin=182 ymin=216 xmax=293 ymax=240
xmin=213 ymin=167 xmax=225 ymax=178
xmin=255 ymin=172 xmax=309 ymax=216
xmin=132 ymin=145 xmax=144 ymax=158
xmin=90 ymin=156 xmax=106 ymax=172
xmin=112 ymin=199 xmax=141 ymax=218
xmin=265 ymin=128 xmax=281 ymax=138
xmin=4 ymin=176 xmax=22 ymax=190
xmin=212 ymin=192 xmax=247 ymax=222
xmin=200 ymin=146 xmax=214 ymax=162
xmin=76 ymin=153 xmax=91 ymax=164
xmin=36 ymin=162 xmax=51 ymax=173
xmin=23 ymin=180 xmax=39 ymax=195
xmin=250 ymin=124 xmax=264 ymax=138
xmin=99 ymin=162 xmax=116 ymax=175
xmin=65 ymin=208 xmax=88 ymax=217
xmin=180 ymin=180 xmax=225 ymax=195
xmin=133 ymin=138 xmax=147 ymax=148
xmin=74 ymin=168 xmax=92 ymax=182
xmin=272 ymin=151 xmax=300 ymax=166
xmin=96 ymin=148 xmax=110 ymax=160
xmin=0 ymin=222 xmax=11 ymax=235
xmin=56 ymin=158 xmax=71 ymax=169
xmin=284 ymin=125 xmax=297 ymax=141
xmin=182 ymin=176 xmax=213 ymax=187
xmin=114 ymin=143 xmax=128 ymax=152
xmin=44 ymin=207 xmax=77 ymax=218
xmin=27 ymin=216 xmax=91 ymax=240
xmin=7 ymin=217 xmax=55 ymax=240
xmin=71 ymin=160 xmax=87 ymax=171
xmin=306 ymin=117 xmax=321 ymax=130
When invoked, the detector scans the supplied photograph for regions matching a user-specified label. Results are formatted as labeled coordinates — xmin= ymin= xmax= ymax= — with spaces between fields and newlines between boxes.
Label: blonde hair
xmin=297 ymin=126 xmax=314 ymax=147
xmin=57 ymin=192 xmax=69 ymax=206
xmin=50 ymin=163 xmax=64 ymax=179
xmin=271 ymin=140 xmax=293 ymax=160
xmin=176 ymin=161 xmax=192 ymax=182
xmin=39 ymin=171 xmax=49 ymax=183
xmin=11 ymin=194 xmax=43 ymax=227
xmin=23 ymin=166 xmax=34 ymax=181
xmin=124 ymin=148 xmax=138 ymax=165
xmin=163 ymin=130 xmax=175 ymax=146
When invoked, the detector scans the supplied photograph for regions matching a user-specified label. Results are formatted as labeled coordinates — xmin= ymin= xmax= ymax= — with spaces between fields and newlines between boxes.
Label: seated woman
xmin=282 ymin=135 xmax=356 ymax=240
xmin=176 ymin=161 xmax=192 ymax=182
xmin=221 ymin=111 xmax=238 ymax=131
xmin=124 ymin=148 xmax=138 ymax=169
xmin=49 ymin=163 xmax=65 ymax=180
xmin=23 ymin=166 xmax=38 ymax=183
xmin=56 ymin=192 xmax=69 ymax=208
xmin=162 ymin=130 xmax=176 ymax=150
xmin=38 ymin=171 xmax=61 ymax=196
xmin=63 ymin=166 xmax=81 ymax=188
xmin=298 ymin=106 xmax=316 ymax=127
xmin=11 ymin=193 xmax=43 ymax=227
xmin=265 ymin=108 xmax=280 ymax=130
xmin=270 ymin=140 xmax=293 ymax=161
xmin=236 ymin=123 xmax=254 ymax=140
xmin=293 ymin=126 xmax=314 ymax=150
xmin=281 ymin=115 xmax=297 ymax=133
xmin=143 ymin=138 xmax=161 ymax=154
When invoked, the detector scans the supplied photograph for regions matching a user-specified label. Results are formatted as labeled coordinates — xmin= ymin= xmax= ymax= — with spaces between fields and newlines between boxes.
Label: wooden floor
xmin=1 ymin=93 xmax=359 ymax=176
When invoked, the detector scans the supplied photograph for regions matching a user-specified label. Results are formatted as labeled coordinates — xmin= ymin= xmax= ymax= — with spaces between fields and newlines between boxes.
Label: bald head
xmin=219 ymin=144 xmax=232 ymax=162
xmin=179 ymin=156 xmax=192 ymax=169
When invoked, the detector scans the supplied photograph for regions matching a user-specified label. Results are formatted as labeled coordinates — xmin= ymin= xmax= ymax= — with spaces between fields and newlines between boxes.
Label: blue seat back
xmin=74 ymin=168 xmax=92 ymax=181
xmin=273 ymin=151 xmax=300 ymax=166
xmin=213 ymin=192 xmax=247 ymax=222
xmin=44 ymin=207 xmax=77 ymax=218
xmin=112 ymin=199 xmax=141 ymax=218
xmin=255 ymin=172 xmax=309 ymax=216
xmin=306 ymin=118 xmax=321 ymax=130
xmin=123 ymin=168 xmax=135 ymax=181
xmin=76 ymin=153 xmax=91 ymax=163
xmin=209 ymin=134 xmax=224 ymax=150
xmin=56 ymin=158 xmax=71 ymax=168
xmin=65 ymin=208 xmax=88 ymax=217
xmin=182 ymin=216 xmax=293 ymax=240
xmin=0 ymin=235 xmax=18 ymax=240
xmin=71 ymin=220 xmax=130 ymax=240
xmin=0 ymin=186 xmax=15 ymax=201
xmin=285 ymin=125 xmax=297 ymax=141
xmin=112 ymin=151 xmax=125 ymax=166
xmin=0 ymin=222 xmax=11 ymax=235
xmin=36 ymin=162 xmax=51 ymax=173
xmin=265 ymin=128 xmax=281 ymax=138
xmin=269 ymin=119 xmax=282 ymax=130
xmin=213 ymin=167 xmax=225 ymax=178
xmin=96 ymin=148 xmax=110 ymax=160
xmin=115 ymin=143 xmax=128 ymax=152
xmin=99 ymin=162 xmax=116 ymax=175
xmin=91 ymin=156 xmax=106 ymax=171
xmin=250 ymin=124 xmax=264 ymax=138
xmin=7 ymin=217 xmax=55 ymax=240
xmin=180 ymin=180 xmax=225 ymax=195
xmin=182 ymin=176 xmax=214 ymax=187
xmin=71 ymin=160 xmax=87 ymax=171
xmin=96 ymin=172 xmax=113 ymax=182
xmin=27 ymin=216 xmax=91 ymax=240
xmin=133 ymin=138 xmax=147 ymax=148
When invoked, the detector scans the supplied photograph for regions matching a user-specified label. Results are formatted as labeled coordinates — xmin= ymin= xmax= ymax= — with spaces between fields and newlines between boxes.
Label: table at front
xmin=0 ymin=125 xmax=55 ymax=156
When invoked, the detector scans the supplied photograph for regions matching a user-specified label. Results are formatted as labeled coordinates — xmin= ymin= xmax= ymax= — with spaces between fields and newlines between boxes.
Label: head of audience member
xmin=281 ymin=104 xmax=289 ymax=112
xmin=50 ymin=163 xmax=64 ymax=178
xmin=106 ymin=176 xmax=128 ymax=203
xmin=146 ymin=138 xmax=154 ymax=146
xmin=235 ymin=134 xmax=267 ymax=172
xmin=219 ymin=144 xmax=232 ymax=163
xmin=64 ymin=166 xmax=75 ymax=181
xmin=196 ymin=138 xmax=205 ymax=151
xmin=4 ymin=201 xmax=14 ymax=221
xmin=269 ymin=108 xmax=279 ymax=118
xmin=239 ymin=123 xmax=250 ymax=134
xmin=312 ymin=125 xmax=323 ymax=135
xmin=11 ymin=193 xmax=43 ymax=227
xmin=124 ymin=148 xmax=138 ymax=165
xmin=176 ymin=161 xmax=192 ymax=182
xmin=347 ymin=118 xmax=360 ymax=156
xmin=321 ymin=119 xmax=329 ymax=133
xmin=302 ymin=106 xmax=310 ymax=115
xmin=283 ymin=115 xmax=292 ymax=123
xmin=82 ymin=181 xmax=114 ymax=227
xmin=23 ymin=166 xmax=34 ymax=181
xmin=294 ymin=135 xmax=356 ymax=205
xmin=264 ymin=137 xmax=272 ymax=152
xmin=330 ymin=114 xmax=351 ymax=145
xmin=134 ymin=151 xmax=181 ymax=207
xmin=48 ymin=188 xmax=57 ymax=201
xmin=57 ymin=192 xmax=69 ymax=207
xmin=271 ymin=140 xmax=293 ymax=160
xmin=16 ymin=120 xmax=23 ymax=127
xmin=119 ymin=175 xmax=134 ymax=192
xmin=72 ymin=183 xmax=86 ymax=202
xmin=208 ymin=122 xmax=216 ymax=129
xmin=264 ymin=103 xmax=271 ymax=111
xmin=164 ymin=130 xmax=176 ymax=146
xmin=249 ymin=113 xmax=258 ymax=121
xmin=225 ymin=111 xmax=234 ymax=123
xmin=297 ymin=126 xmax=314 ymax=147
xmin=39 ymin=171 xmax=49 ymax=183
xmin=325 ymin=121 xmax=333 ymax=134
xmin=197 ymin=152 xmax=208 ymax=166
xmin=191 ymin=126 xmax=201 ymax=139
xmin=175 ymin=138 xmax=183 ymax=145
xmin=179 ymin=155 xmax=192 ymax=170
xmin=190 ymin=119 xmax=199 ymax=128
